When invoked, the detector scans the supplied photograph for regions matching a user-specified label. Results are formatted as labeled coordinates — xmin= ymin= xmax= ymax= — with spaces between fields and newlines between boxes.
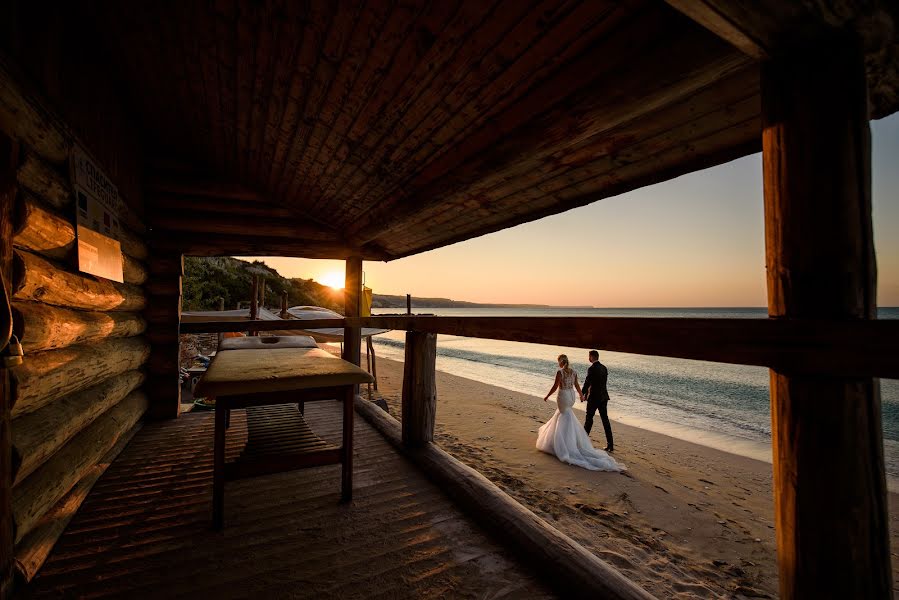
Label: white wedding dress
xmin=536 ymin=369 xmax=626 ymax=472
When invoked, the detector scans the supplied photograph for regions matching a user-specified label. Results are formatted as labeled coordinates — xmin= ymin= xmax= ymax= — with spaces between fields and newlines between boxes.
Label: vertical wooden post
xmin=343 ymin=257 xmax=362 ymax=364
xmin=144 ymin=252 xmax=183 ymax=420
xmin=259 ymin=277 xmax=265 ymax=309
xmin=280 ymin=291 xmax=288 ymax=318
xmin=762 ymin=39 xmax=890 ymax=599
xmin=249 ymin=275 xmax=258 ymax=336
xmin=402 ymin=331 xmax=437 ymax=447
xmin=406 ymin=294 xmax=411 ymax=315
xmin=0 ymin=134 xmax=17 ymax=600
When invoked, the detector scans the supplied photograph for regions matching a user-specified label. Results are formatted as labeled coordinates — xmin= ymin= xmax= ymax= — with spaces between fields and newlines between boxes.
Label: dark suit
xmin=582 ymin=360 xmax=613 ymax=449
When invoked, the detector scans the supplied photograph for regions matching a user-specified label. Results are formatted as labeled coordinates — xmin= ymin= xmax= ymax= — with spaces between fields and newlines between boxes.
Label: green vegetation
xmin=182 ymin=257 xmax=344 ymax=313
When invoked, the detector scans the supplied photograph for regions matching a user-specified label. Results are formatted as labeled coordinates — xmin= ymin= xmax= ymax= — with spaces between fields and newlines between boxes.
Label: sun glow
xmin=318 ymin=271 xmax=345 ymax=290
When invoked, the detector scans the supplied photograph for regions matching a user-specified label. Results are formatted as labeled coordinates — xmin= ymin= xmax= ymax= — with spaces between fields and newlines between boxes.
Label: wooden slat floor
xmin=26 ymin=402 xmax=556 ymax=599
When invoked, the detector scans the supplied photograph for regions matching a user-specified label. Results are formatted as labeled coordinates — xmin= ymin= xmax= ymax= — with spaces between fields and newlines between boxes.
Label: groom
xmin=581 ymin=350 xmax=614 ymax=452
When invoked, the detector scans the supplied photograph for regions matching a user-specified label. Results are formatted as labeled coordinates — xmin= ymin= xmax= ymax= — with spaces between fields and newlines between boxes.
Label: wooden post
xmin=144 ymin=251 xmax=183 ymax=420
xmin=406 ymin=294 xmax=411 ymax=315
xmin=762 ymin=39 xmax=890 ymax=599
xmin=401 ymin=331 xmax=437 ymax=447
xmin=249 ymin=275 xmax=258 ymax=336
xmin=343 ymin=257 xmax=362 ymax=364
xmin=259 ymin=277 xmax=265 ymax=309
xmin=0 ymin=134 xmax=17 ymax=600
xmin=280 ymin=291 xmax=288 ymax=319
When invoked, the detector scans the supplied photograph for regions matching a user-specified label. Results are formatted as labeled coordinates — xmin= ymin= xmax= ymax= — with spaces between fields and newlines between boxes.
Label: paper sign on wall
xmin=70 ymin=144 xmax=124 ymax=282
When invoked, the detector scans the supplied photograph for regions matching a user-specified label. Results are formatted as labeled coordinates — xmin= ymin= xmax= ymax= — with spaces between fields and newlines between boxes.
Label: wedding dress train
xmin=536 ymin=369 xmax=625 ymax=472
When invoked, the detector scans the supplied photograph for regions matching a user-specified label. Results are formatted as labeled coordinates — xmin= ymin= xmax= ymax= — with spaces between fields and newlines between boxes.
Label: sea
xmin=370 ymin=307 xmax=899 ymax=489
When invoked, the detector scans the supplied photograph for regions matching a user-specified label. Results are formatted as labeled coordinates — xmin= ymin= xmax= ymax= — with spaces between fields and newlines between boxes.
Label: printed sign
xmin=70 ymin=144 xmax=124 ymax=282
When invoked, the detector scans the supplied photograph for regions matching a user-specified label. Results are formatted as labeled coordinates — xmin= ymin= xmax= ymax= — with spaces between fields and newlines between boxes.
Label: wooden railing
xmin=180 ymin=315 xmax=899 ymax=379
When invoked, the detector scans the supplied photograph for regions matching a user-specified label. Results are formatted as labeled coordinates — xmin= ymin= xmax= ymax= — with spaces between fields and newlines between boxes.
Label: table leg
xmin=213 ymin=405 xmax=227 ymax=529
xmin=341 ymin=386 xmax=353 ymax=502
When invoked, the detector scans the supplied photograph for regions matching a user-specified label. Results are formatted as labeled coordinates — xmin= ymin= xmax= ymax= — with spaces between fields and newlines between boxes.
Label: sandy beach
xmin=366 ymin=354 xmax=899 ymax=599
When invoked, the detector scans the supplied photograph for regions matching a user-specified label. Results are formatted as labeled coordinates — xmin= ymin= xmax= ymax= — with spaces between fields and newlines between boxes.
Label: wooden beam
xmin=148 ymin=233 xmax=390 ymax=261
xmin=762 ymin=40 xmax=890 ymax=599
xmin=664 ymin=1 xmax=899 ymax=118
xmin=663 ymin=1 xmax=772 ymax=58
xmin=401 ymin=331 xmax=436 ymax=447
xmin=148 ymin=177 xmax=267 ymax=202
xmin=348 ymin=14 xmax=751 ymax=245
xmin=0 ymin=132 xmax=17 ymax=600
xmin=143 ymin=251 xmax=182 ymax=420
xmin=150 ymin=195 xmax=297 ymax=219
xmin=179 ymin=315 xmax=899 ymax=379
xmin=148 ymin=212 xmax=340 ymax=241
xmin=343 ymin=257 xmax=362 ymax=370
xmin=354 ymin=397 xmax=655 ymax=600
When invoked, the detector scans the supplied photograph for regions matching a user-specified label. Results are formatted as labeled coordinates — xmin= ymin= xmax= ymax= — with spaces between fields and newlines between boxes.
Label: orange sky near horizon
xmin=244 ymin=114 xmax=899 ymax=308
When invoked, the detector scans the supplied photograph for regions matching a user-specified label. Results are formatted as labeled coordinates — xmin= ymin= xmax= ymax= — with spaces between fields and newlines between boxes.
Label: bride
xmin=536 ymin=354 xmax=625 ymax=472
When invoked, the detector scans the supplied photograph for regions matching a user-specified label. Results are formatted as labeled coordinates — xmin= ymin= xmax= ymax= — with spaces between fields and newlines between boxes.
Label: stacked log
xmin=0 ymin=67 xmax=154 ymax=586
xmin=12 ymin=250 xmax=146 ymax=311
xmin=12 ymin=389 xmax=147 ymax=543
xmin=10 ymin=337 xmax=149 ymax=417
xmin=11 ymin=371 xmax=145 ymax=483
xmin=13 ymin=194 xmax=148 ymax=285
xmin=143 ymin=250 xmax=183 ymax=420
xmin=12 ymin=302 xmax=146 ymax=353
xmin=12 ymin=420 xmax=141 ymax=583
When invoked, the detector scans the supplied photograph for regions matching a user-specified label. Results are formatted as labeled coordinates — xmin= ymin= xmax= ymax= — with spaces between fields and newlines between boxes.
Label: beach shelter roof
xmin=6 ymin=1 xmax=893 ymax=262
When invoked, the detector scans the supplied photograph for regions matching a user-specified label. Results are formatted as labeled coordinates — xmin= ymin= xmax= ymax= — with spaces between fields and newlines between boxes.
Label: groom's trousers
xmin=585 ymin=397 xmax=614 ymax=448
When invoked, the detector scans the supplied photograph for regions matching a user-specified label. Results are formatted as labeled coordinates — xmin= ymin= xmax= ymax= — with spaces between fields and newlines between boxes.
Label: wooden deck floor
xmin=26 ymin=402 xmax=556 ymax=599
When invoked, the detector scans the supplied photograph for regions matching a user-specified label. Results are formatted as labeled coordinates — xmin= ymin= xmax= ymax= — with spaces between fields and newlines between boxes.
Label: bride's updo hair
xmin=557 ymin=354 xmax=572 ymax=375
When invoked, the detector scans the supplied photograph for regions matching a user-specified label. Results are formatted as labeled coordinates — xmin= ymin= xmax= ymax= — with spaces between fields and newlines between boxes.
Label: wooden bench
xmin=194 ymin=340 xmax=374 ymax=529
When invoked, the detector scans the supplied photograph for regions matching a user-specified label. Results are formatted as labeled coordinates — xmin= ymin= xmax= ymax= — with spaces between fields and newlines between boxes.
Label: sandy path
xmin=366 ymin=354 xmax=899 ymax=599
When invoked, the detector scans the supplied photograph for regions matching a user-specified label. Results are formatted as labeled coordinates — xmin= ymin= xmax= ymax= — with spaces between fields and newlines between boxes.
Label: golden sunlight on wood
xmin=318 ymin=271 xmax=345 ymax=290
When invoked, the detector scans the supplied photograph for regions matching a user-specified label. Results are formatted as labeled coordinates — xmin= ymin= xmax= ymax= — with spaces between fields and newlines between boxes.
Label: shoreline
xmin=366 ymin=354 xmax=899 ymax=597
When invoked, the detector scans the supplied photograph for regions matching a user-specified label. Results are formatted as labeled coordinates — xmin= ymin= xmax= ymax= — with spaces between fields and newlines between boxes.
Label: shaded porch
xmin=26 ymin=401 xmax=555 ymax=599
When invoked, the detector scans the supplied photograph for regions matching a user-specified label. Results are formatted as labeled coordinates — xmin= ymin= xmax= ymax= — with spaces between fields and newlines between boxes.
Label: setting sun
xmin=318 ymin=271 xmax=344 ymax=290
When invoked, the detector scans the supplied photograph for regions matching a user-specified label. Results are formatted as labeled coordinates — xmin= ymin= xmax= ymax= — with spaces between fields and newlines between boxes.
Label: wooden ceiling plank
xmin=151 ymin=233 xmax=389 ymax=261
xmin=275 ymin=2 xmax=365 ymax=202
xmin=248 ymin=0 xmax=288 ymax=183
xmin=255 ymin=2 xmax=304 ymax=188
xmin=436 ymin=66 xmax=759 ymax=217
xmin=149 ymin=178 xmax=267 ymax=202
xmin=234 ymin=0 xmax=258 ymax=183
xmin=214 ymin=0 xmax=238 ymax=178
xmin=351 ymin=12 xmax=748 ymax=244
xmin=267 ymin=3 xmax=336 ymax=193
xmin=150 ymin=195 xmax=298 ymax=219
xmin=387 ymin=90 xmax=761 ymax=247
xmin=386 ymin=114 xmax=760 ymax=254
xmin=331 ymin=0 xmax=639 ymax=226
xmin=288 ymin=1 xmax=395 ymax=210
xmin=318 ymin=0 xmax=511 ymax=217
xmin=148 ymin=211 xmax=341 ymax=241
xmin=307 ymin=0 xmax=466 ymax=216
xmin=360 ymin=0 xmax=616 ymax=214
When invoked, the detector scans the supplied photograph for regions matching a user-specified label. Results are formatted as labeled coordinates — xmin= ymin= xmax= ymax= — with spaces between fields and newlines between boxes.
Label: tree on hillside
xmin=181 ymin=257 xmax=343 ymax=313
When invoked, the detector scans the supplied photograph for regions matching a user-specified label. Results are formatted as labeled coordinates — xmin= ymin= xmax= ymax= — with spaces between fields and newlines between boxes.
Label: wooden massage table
xmin=193 ymin=336 xmax=374 ymax=529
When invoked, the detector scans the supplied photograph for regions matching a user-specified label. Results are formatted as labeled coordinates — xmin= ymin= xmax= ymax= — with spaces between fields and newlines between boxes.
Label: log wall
xmin=0 ymin=49 xmax=151 ymax=588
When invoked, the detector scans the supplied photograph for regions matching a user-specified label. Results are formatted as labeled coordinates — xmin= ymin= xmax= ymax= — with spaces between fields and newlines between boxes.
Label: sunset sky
xmin=248 ymin=113 xmax=899 ymax=308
